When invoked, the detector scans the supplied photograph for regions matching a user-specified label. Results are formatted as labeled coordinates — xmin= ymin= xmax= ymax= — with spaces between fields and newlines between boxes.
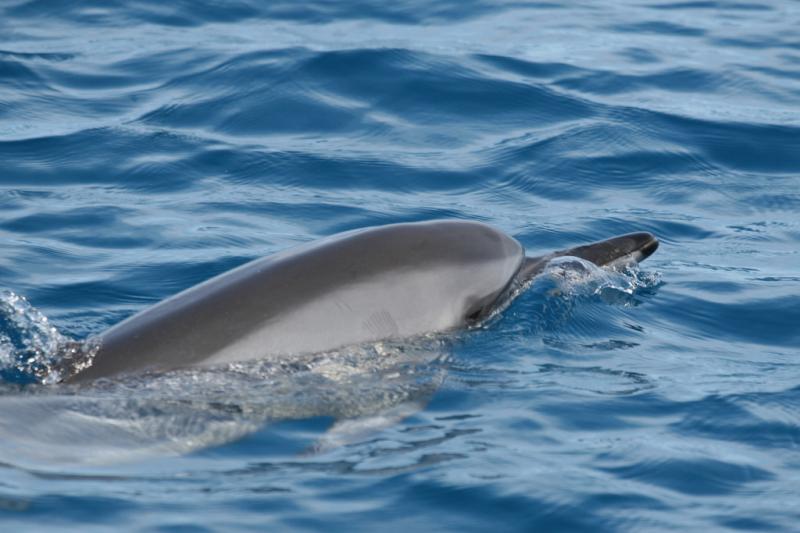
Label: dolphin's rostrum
xmin=68 ymin=220 xmax=658 ymax=382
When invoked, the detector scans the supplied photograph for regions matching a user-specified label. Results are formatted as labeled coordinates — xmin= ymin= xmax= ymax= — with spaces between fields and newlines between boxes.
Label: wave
xmin=1 ymin=0 xmax=798 ymax=528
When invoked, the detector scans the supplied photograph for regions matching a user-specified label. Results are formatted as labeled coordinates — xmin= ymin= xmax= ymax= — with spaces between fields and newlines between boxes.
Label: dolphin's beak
xmin=553 ymin=231 xmax=659 ymax=267
xmin=518 ymin=231 xmax=660 ymax=281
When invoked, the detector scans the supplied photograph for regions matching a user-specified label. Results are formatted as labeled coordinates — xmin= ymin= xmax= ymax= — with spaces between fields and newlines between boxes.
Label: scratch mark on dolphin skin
xmin=363 ymin=310 xmax=400 ymax=338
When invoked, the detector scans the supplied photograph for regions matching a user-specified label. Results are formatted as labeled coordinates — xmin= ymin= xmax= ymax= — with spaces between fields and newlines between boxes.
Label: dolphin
xmin=67 ymin=220 xmax=658 ymax=383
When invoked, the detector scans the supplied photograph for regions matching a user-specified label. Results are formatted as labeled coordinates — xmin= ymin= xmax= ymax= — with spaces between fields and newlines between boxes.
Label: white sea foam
xmin=0 ymin=290 xmax=97 ymax=384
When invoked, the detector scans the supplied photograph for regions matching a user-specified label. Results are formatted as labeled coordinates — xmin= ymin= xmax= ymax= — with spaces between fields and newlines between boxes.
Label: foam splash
xmin=499 ymin=256 xmax=662 ymax=339
xmin=0 ymin=290 xmax=97 ymax=384
xmin=538 ymin=256 xmax=661 ymax=304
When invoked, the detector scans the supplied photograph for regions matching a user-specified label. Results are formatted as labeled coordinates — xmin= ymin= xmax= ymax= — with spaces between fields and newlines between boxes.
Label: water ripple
xmin=1 ymin=0 xmax=798 ymax=530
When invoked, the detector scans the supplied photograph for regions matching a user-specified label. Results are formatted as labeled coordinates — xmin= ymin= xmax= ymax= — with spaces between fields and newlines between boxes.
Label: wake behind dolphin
xmin=65 ymin=220 xmax=658 ymax=383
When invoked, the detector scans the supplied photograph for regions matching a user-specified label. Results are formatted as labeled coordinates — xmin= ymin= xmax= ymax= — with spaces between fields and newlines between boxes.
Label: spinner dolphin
xmin=68 ymin=220 xmax=658 ymax=382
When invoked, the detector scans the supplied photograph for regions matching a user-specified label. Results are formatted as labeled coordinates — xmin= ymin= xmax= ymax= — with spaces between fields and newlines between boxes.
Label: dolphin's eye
xmin=466 ymin=306 xmax=484 ymax=323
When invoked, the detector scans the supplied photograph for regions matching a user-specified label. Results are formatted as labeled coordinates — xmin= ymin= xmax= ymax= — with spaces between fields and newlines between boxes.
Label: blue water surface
xmin=1 ymin=0 xmax=799 ymax=531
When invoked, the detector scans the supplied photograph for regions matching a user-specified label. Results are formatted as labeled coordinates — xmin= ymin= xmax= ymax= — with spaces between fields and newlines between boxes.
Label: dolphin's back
xmin=72 ymin=220 xmax=524 ymax=381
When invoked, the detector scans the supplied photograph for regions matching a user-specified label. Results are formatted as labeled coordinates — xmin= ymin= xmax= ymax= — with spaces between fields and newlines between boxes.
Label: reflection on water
xmin=0 ymin=338 xmax=448 ymax=468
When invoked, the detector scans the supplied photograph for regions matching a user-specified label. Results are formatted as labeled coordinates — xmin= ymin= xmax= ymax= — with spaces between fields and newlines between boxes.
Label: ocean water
xmin=1 ymin=0 xmax=799 ymax=530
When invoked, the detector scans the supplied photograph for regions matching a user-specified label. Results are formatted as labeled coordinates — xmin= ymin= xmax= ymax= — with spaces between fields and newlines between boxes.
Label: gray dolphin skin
xmin=68 ymin=220 xmax=658 ymax=382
